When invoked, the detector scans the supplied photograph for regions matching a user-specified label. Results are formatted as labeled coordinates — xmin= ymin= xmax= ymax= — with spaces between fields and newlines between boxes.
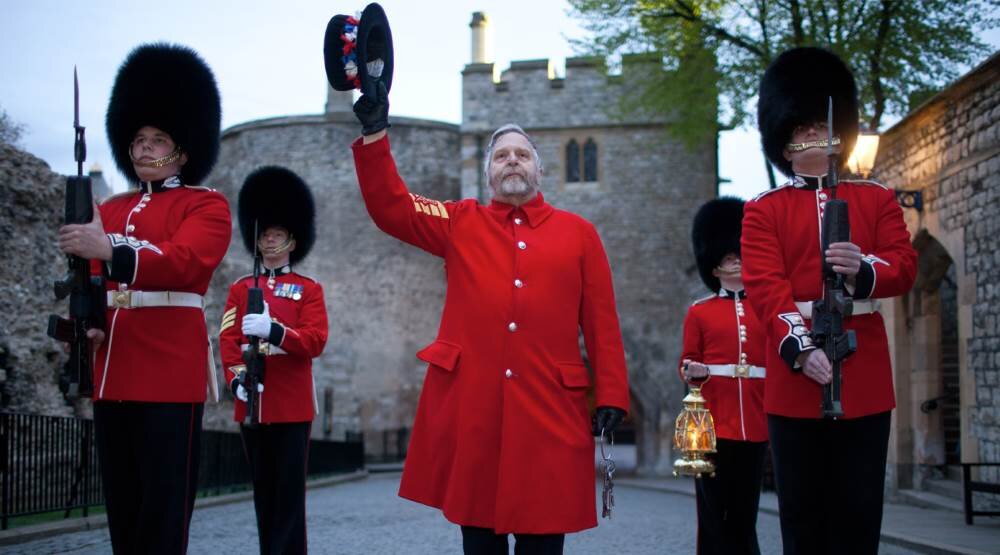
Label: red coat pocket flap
xmin=558 ymin=362 xmax=591 ymax=388
xmin=416 ymin=340 xmax=462 ymax=372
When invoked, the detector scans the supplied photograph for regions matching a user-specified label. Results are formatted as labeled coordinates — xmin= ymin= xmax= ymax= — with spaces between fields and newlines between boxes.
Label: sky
xmin=2 ymin=1 xmax=998 ymax=200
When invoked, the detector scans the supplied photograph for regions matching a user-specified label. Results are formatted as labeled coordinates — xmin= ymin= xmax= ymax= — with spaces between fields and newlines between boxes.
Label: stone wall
xmin=0 ymin=141 xmax=77 ymax=416
xmin=201 ymin=113 xmax=460 ymax=450
xmin=877 ymin=52 xmax=1000 ymax=484
xmin=462 ymin=55 xmax=718 ymax=474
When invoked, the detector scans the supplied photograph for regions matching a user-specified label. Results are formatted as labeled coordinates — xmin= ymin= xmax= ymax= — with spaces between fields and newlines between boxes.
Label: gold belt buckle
xmin=110 ymin=290 xmax=133 ymax=309
xmin=735 ymin=364 xmax=750 ymax=377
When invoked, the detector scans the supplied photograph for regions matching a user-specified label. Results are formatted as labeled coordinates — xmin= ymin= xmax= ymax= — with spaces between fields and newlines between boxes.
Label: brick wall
xmin=877 ymin=52 xmax=1000 ymax=482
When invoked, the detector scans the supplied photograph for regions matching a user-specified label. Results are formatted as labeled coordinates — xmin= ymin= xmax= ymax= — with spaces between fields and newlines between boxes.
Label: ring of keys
xmin=600 ymin=428 xmax=616 ymax=519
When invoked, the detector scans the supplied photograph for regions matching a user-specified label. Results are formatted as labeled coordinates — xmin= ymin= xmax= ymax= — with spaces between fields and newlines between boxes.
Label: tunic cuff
xmin=853 ymin=257 xmax=878 ymax=299
xmin=777 ymin=312 xmax=815 ymax=371
xmin=105 ymin=234 xmax=138 ymax=284
xmin=268 ymin=323 xmax=285 ymax=347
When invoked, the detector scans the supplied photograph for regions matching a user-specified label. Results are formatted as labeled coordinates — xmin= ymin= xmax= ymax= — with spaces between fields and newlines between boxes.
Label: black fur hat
xmin=106 ymin=43 xmax=221 ymax=186
xmin=757 ymin=47 xmax=859 ymax=177
xmin=692 ymin=197 xmax=745 ymax=292
xmin=238 ymin=166 xmax=316 ymax=266
xmin=324 ymin=3 xmax=394 ymax=98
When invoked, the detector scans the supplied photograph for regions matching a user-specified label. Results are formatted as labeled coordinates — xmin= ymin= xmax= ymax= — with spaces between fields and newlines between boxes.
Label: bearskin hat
xmin=324 ymin=2 xmax=394 ymax=98
xmin=238 ymin=166 xmax=316 ymax=266
xmin=757 ymin=47 xmax=859 ymax=177
xmin=692 ymin=197 xmax=745 ymax=292
xmin=106 ymin=43 xmax=221 ymax=186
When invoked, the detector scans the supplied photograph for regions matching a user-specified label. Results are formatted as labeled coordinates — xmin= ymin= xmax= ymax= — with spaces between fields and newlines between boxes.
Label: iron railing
xmin=365 ymin=428 xmax=409 ymax=464
xmin=963 ymin=462 xmax=1000 ymax=525
xmin=1 ymin=412 xmax=364 ymax=529
xmin=0 ymin=412 xmax=100 ymax=529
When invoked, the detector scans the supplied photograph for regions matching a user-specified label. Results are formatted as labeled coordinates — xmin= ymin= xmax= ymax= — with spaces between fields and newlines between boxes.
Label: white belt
xmin=107 ymin=290 xmax=204 ymax=309
xmin=707 ymin=364 xmax=766 ymax=379
xmin=794 ymin=299 xmax=878 ymax=319
xmin=241 ymin=343 xmax=287 ymax=356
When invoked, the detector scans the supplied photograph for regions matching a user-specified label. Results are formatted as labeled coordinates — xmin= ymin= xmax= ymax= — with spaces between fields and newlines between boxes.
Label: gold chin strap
xmin=259 ymin=237 xmax=295 ymax=256
xmin=786 ymin=137 xmax=841 ymax=153
xmin=716 ymin=261 xmax=742 ymax=276
xmin=129 ymin=147 xmax=182 ymax=168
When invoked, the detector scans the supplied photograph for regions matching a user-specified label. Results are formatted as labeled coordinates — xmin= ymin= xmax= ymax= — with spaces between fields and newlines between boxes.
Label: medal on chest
xmin=273 ymin=282 xmax=303 ymax=301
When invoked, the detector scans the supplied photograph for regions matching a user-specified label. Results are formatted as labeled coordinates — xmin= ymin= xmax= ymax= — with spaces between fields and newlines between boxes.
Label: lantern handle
xmin=682 ymin=360 xmax=712 ymax=386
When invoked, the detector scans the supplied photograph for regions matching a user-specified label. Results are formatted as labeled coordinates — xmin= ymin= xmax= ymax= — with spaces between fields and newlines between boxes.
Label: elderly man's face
xmin=488 ymin=132 xmax=540 ymax=199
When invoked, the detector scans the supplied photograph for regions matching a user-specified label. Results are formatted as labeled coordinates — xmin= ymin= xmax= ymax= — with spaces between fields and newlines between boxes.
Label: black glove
xmin=592 ymin=406 xmax=625 ymax=436
xmin=353 ymin=80 xmax=390 ymax=135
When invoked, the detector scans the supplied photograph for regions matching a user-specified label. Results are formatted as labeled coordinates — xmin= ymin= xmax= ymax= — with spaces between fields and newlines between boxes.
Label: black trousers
xmin=461 ymin=526 xmax=565 ymax=555
xmin=240 ymin=421 xmax=312 ymax=555
xmin=768 ymin=411 xmax=891 ymax=555
xmin=695 ymin=438 xmax=768 ymax=555
xmin=94 ymin=401 xmax=203 ymax=555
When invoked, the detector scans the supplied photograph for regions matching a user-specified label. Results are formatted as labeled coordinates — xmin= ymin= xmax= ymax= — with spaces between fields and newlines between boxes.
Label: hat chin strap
xmin=259 ymin=236 xmax=295 ymax=256
xmin=130 ymin=148 xmax=182 ymax=168
xmin=786 ymin=136 xmax=840 ymax=153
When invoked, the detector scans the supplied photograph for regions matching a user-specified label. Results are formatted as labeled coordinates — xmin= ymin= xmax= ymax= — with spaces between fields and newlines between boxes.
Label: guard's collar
xmin=791 ymin=173 xmax=835 ymax=190
xmin=263 ymin=264 xmax=292 ymax=276
xmin=139 ymin=175 xmax=182 ymax=194
xmin=718 ymin=288 xmax=746 ymax=300
xmin=488 ymin=192 xmax=554 ymax=228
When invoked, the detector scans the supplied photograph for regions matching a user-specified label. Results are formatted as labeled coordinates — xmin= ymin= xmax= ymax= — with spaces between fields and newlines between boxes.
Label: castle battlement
xmin=461 ymin=53 xmax=671 ymax=133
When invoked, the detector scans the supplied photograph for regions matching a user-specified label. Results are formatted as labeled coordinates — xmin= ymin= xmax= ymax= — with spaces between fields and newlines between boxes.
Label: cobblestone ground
xmin=8 ymin=473 xmax=920 ymax=554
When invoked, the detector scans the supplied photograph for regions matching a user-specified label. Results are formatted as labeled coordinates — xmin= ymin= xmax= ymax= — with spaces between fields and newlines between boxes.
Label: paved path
xmin=6 ymin=472 xmax=923 ymax=554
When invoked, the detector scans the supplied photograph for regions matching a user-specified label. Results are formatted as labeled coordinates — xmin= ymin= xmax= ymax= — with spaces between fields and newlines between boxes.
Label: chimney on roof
xmin=470 ymin=12 xmax=492 ymax=64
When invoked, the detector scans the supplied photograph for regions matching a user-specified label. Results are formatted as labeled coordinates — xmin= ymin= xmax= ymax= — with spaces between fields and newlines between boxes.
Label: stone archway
xmin=904 ymin=229 xmax=960 ymax=488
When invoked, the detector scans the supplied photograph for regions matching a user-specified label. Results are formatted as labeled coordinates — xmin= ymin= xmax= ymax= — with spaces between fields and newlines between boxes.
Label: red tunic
xmin=679 ymin=291 xmax=767 ymax=442
xmin=741 ymin=176 xmax=917 ymax=419
xmin=91 ymin=179 xmax=231 ymax=402
xmin=352 ymin=136 xmax=630 ymax=534
xmin=219 ymin=268 xmax=329 ymax=423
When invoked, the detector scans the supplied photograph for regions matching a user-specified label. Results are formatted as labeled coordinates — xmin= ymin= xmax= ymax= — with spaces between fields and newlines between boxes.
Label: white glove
xmin=235 ymin=383 xmax=249 ymax=402
xmin=241 ymin=301 xmax=272 ymax=339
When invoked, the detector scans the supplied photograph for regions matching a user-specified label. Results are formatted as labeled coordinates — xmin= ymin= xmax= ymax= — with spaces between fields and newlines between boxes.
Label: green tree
xmin=569 ymin=0 xmax=999 ymax=185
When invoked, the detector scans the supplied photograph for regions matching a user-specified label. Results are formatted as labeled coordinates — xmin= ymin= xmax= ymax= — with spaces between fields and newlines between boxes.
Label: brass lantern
xmin=673 ymin=384 xmax=717 ymax=477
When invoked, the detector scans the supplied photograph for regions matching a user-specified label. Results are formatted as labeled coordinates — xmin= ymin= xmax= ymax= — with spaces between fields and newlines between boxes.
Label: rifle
xmin=47 ymin=67 xmax=106 ymax=399
xmin=241 ymin=220 xmax=266 ymax=426
xmin=810 ymin=97 xmax=857 ymax=419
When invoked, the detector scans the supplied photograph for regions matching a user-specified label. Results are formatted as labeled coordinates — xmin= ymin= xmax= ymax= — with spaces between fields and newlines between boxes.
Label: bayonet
xmin=73 ymin=67 xmax=86 ymax=176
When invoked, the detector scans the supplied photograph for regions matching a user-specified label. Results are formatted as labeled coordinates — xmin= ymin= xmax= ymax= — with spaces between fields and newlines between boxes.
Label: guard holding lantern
xmin=677 ymin=197 xmax=768 ymax=555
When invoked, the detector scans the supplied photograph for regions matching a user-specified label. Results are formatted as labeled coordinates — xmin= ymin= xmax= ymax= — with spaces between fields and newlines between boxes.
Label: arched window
xmin=565 ymin=139 xmax=580 ymax=183
xmin=583 ymin=138 xmax=598 ymax=182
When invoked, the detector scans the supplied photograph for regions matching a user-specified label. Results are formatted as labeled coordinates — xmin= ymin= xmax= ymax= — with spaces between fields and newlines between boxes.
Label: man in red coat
xmin=220 ymin=166 xmax=328 ymax=554
xmin=350 ymin=85 xmax=630 ymax=554
xmin=680 ymin=197 xmax=768 ymax=555
xmin=742 ymin=47 xmax=917 ymax=554
xmin=56 ymin=43 xmax=230 ymax=553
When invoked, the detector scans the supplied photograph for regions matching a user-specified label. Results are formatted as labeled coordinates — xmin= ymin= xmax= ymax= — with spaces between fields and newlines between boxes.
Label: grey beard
xmin=498 ymin=174 xmax=535 ymax=196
